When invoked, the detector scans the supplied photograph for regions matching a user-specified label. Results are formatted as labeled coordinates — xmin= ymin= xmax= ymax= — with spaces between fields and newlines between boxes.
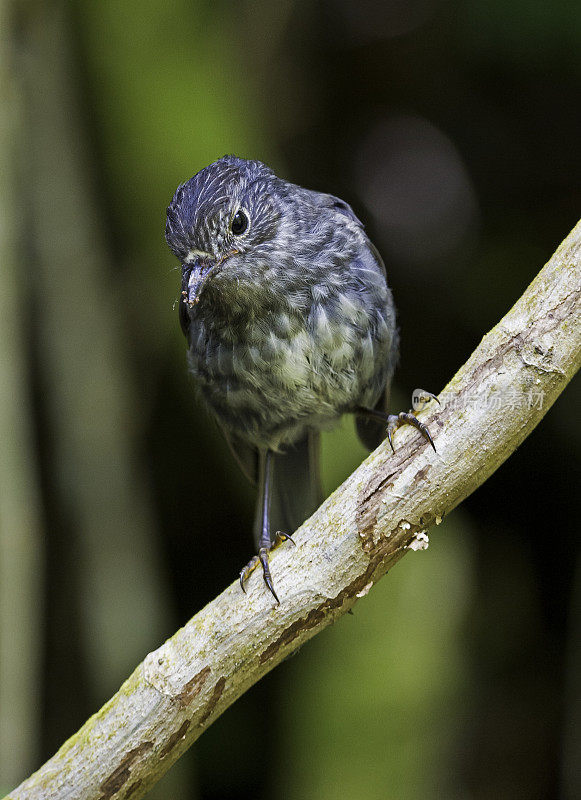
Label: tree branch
xmin=6 ymin=221 xmax=581 ymax=800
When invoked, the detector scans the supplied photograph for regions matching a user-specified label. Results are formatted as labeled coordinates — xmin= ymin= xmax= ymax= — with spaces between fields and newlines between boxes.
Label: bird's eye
xmin=231 ymin=209 xmax=249 ymax=236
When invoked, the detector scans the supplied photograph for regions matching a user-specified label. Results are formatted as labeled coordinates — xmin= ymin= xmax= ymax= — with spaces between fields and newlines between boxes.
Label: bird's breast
xmin=186 ymin=293 xmax=393 ymax=447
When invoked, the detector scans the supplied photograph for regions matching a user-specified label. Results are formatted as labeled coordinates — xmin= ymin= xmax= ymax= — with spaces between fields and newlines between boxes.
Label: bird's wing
xmin=307 ymin=189 xmax=388 ymax=279
xmin=306 ymin=189 xmax=364 ymax=226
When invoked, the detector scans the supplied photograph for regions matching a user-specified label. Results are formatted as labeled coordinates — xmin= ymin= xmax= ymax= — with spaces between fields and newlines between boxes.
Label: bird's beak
xmin=181 ymin=258 xmax=214 ymax=306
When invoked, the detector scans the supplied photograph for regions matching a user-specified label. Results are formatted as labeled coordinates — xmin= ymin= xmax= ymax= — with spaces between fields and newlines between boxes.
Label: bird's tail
xmin=254 ymin=431 xmax=322 ymax=546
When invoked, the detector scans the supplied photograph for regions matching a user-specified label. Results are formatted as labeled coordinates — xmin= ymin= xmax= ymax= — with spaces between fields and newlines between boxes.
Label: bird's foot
xmin=239 ymin=531 xmax=295 ymax=604
xmin=386 ymin=388 xmax=439 ymax=453
xmin=386 ymin=411 xmax=436 ymax=453
xmin=356 ymin=389 xmax=439 ymax=453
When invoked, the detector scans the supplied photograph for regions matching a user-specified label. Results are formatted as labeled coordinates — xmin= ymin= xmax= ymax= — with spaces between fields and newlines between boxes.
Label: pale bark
xmin=5 ymin=221 xmax=581 ymax=800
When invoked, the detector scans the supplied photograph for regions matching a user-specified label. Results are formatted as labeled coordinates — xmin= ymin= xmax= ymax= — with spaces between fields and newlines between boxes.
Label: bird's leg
xmin=356 ymin=389 xmax=439 ymax=453
xmin=239 ymin=449 xmax=295 ymax=603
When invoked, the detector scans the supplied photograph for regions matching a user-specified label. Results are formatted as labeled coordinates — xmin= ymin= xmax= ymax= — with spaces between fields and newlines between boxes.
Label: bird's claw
xmin=259 ymin=547 xmax=279 ymax=604
xmin=239 ymin=531 xmax=295 ymax=604
xmin=385 ymin=388 xmax=438 ymax=453
xmin=239 ymin=555 xmax=260 ymax=594
xmin=274 ymin=531 xmax=296 ymax=546
xmin=386 ymin=411 xmax=436 ymax=453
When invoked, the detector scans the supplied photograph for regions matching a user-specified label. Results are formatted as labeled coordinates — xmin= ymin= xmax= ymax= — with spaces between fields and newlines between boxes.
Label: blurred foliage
xmin=0 ymin=1 xmax=580 ymax=799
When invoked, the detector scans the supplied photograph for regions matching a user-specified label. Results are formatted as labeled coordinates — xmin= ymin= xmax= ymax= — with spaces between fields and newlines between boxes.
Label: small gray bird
xmin=166 ymin=155 xmax=435 ymax=603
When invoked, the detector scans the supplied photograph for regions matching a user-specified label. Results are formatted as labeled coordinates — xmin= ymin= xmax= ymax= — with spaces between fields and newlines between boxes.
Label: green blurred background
xmin=1 ymin=1 xmax=580 ymax=798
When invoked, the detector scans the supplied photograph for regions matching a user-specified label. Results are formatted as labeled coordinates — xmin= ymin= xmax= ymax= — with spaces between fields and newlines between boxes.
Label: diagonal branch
xmin=6 ymin=221 xmax=581 ymax=800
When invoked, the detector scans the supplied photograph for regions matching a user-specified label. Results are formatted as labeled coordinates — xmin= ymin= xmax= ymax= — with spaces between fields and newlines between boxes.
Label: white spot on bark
xmin=408 ymin=531 xmax=429 ymax=550
xmin=356 ymin=582 xmax=373 ymax=598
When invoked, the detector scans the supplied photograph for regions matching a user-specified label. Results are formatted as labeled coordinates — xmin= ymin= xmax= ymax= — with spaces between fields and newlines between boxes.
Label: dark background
xmin=1 ymin=2 xmax=579 ymax=798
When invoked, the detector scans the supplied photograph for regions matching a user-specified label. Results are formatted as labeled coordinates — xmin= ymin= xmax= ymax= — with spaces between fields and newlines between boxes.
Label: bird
xmin=165 ymin=155 xmax=436 ymax=603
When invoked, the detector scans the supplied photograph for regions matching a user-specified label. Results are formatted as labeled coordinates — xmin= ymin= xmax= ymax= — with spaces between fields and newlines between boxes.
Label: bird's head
xmin=166 ymin=155 xmax=285 ymax=311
